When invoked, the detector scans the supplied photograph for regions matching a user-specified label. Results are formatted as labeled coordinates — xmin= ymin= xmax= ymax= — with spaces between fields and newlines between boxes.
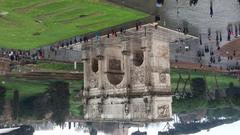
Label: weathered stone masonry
xmin=82 ymin=24 xmax=191 ymax=122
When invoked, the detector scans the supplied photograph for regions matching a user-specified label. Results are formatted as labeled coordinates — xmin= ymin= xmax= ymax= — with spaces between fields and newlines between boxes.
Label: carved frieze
xmin=159 ymin=73 xmax=167 ymax=84
xmin=89 ymin=72 xmax=98 ymax=88
xmin=109 ymin=59 xmax=121 ymax=71
xmin=132 ymin=103 xmax=146 ymax=119
xmin=131 ymin=65 xmax=145 ymax=85
xmin=88 ymin=104 xmax=100 ymax=118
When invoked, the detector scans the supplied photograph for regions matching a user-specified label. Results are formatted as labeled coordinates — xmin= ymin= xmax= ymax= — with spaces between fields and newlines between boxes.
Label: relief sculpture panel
xmin=109 ymin=59 xmax=121 ymax=71
xmin=159 ymin=73 xmax=167 ymax=84
xmin=131 ymin=66 xmax=145 ymax=85
xmin=132 ymin=103 xmax=146 ymax=119
xmin=157 ymin=105 xmax=170 ymax=118
xmin=89 ymin=73 xmax=98 ymax=88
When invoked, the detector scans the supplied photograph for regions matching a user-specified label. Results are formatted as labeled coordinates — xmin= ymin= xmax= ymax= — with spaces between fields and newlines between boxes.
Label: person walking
xmin=210 ymin=0 xmax=213 ymax=17
xmin=199 ymin=34 xmax=202 ymax=45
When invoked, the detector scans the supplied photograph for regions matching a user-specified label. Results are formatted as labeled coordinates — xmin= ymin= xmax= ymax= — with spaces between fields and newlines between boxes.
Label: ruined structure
xmin=0 ymin=58 xmax=10 ymax=75
xmin=82 ymin=24 xmax=193 ymax=122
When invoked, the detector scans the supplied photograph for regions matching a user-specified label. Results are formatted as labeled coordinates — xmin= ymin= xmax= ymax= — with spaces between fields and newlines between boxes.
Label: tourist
xmin=219 ymin=32 xmax=222 ymax=42
xmin=111 ymin=29 xmax=115 ymax=36
xmin=96 ymin=32 xmax=100 ymax=41
xmin=205 ymin=45 xmax=209 ymax=53
xmin=190 ymin=0 xmax=198 ymax=6
xmin=139 ymin=22 xmax=142 ymax=28
xmin=120 ymin=27 xmax=123 ymax=34
xmin=199 ymin=34 xmax=202 ymax=45
xmin=208 ymin=28 xmax=211 ymax=40
xmin=154 ymin=24 xmax=158 ymax=29
xmin=228 ymin=31 xmax=231 ymax=41
xmin=136 ymin=23 xmax=139 ymax=31
xmin=183 ymin=26 xmax=188 ymax=34
xmin=216 ymin=31 xmax=219 ymax=42
xmin=235 ymin=24 xmax=238 ymax=37
xmin=156 ymin=0 xmax=164 ymax=7
xmin=144 ymin=26 xmax=147 ymax=36
xmin=239 ymin=24 xmax=240 ymax=35
xmin=210 ymin=0 xmax=213 ymax=17
xmin=218 ymin=56 xmax=221 ymax=62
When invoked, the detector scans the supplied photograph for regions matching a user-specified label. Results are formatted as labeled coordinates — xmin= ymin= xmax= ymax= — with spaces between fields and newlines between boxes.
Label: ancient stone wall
xmin=0 ymin=58 xmax=11 ymax=75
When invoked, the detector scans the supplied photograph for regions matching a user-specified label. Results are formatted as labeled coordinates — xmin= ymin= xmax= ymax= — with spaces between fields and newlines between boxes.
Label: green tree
xmin=0 ymin=86 xmax=6 ymax=115
xmin=48 ymin=81 xmax=70 ymax=125
xmin=12 ymin=90 xmax=20 ymax=120
xmin=191 ymin=78 xmax=206 ymax=97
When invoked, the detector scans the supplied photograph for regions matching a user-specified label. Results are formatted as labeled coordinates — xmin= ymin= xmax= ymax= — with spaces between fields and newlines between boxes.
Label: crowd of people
xmin=0 ymin=48 xmax=33 ymax=63
xmin=0 ymin=48 xmax=47 ymax=64
xmin=48 ymin=22 xmax=144 ymax=53
xmin=0 ymin=21 xmax=146 ymax=64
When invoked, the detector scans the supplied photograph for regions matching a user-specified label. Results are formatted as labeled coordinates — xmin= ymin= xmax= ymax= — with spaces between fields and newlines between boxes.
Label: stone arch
xmin=107 ymin=73 xmax=124 ymax=85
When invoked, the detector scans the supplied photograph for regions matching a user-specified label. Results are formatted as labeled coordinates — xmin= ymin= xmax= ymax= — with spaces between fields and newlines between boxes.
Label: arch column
xmin=96 ymin=45 xmax=105 ymax=95
xmin=98 ymin=58 xmax=104 ymax=90
xmin=81 ymin=50 xmax=89 ymax=90
xmin=122 ymin=41 xmax=131 ymax=88
xmin=81 ymin=49 xmax=90 ymax=117
xmin=141 ymin=35 xmax=152 ymax=88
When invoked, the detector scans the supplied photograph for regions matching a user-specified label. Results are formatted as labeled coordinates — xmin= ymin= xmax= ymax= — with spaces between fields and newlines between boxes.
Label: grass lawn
xmin=0 ymin=76 xmax=84 ymax=117
xmin=172 ymin=97 xmax=240 ymax=114
xmin=0 ymin=77 xmax=50 ymax=100
xmin=0 ymin=0 xmax=148 ymax=50
xmin=172 ymin=97 xmax=208 ymax=113
xmin=69 ymin=80 xmax=84 ymax=117
xmin=171 ymin=69 xmax=240 ymax=113
xmin=171 ymin=69 xmax=240 ymax=92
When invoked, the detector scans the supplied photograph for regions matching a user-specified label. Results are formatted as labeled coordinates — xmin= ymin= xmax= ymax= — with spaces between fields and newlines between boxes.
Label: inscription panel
xmin=132 ymin=103 xmax=146 ymax=119
xmin=109 ymin=59 xmax=121 ymax=71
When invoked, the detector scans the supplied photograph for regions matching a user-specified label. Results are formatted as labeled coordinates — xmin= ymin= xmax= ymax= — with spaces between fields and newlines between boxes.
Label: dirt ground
xmin=219 ymin=38 xmax=240 ymax=59
xmin=170 ymin=60 xmax=227 ymax=73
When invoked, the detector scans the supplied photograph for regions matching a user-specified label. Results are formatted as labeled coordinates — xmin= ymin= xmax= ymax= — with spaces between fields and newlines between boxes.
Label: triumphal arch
xmin=81 ymin=24 xmax=193 ymax=122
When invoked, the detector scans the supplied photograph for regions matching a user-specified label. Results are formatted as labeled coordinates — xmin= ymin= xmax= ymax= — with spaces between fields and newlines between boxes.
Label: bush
xmin=0 ymin=86 xmax=6 ymax=115
xmin=0 ymin=86 xmax=6 ymax=96
xmin=48 ymin=81 xmax=70 ymax=125
xmin=226 ymin=86 xmax=240 ymax=97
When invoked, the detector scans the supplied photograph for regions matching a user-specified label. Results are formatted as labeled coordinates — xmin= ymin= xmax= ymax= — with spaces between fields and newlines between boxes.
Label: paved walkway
xmin=170 ymin=33 xmax=240 ymax=72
